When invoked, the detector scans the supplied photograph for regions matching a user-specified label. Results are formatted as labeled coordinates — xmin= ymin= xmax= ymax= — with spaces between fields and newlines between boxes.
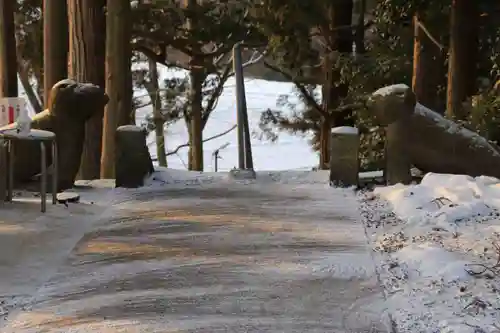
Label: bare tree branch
xmin=415 ymin=18 xmax=444 ymax=51
xmin=263 ymin=60 xmax=324 ymax=116
xmin=133 ymin=43 xmax=191 ymax=70
xmin=203 ymin=63 xmax=232 ymax=127
xmin=150 ymin=124 xmax=237 ymax=161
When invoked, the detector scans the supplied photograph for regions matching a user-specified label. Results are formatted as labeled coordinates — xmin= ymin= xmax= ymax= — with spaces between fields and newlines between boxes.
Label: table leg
xmin=0 ymin=140 xmax=6 ymax=204
xmin=52 ymin=140 xmax=58 ymax=205
xmin=40 ymin=142 xmax=47 ymax=213
xmin=7 ymin=140 xmax=14 ymax=202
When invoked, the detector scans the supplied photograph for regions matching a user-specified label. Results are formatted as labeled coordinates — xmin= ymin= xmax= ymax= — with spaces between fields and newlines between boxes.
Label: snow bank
xmin=331 ymin=126 xmax=359 ymax=135
xmin=143 ymin=167 xmax=332 ymax=188
xmin=375 ymin=173 xmax=500 ymax=231
xmin=372 ymin=84 xmax=410 ymax=97
xmin=361 ymin=173 xmax=500 ymax=333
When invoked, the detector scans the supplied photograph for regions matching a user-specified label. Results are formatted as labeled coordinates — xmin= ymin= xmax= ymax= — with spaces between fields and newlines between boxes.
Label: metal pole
xmin=233 ymin=43 xmax=246 ymax=169
xmin=214 ymin=150 xmax=219 ymax=172
xmin=232 ymin=43 xmax=254 ymax=170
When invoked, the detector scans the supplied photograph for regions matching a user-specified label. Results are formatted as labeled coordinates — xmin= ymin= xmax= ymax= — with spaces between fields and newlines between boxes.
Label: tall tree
xmin=255 ymin=0 xmax=355 ymax=169
xmin=132 ymin=0 xmax=262 ymax=171
xmin=0 ymin=0 xmax=18 ymax=97
xmin=43 ymin=0 xmax=68 ymax=105
xmin=320 ymin=0 xmax=354 ymax=169
xmin=67 ymin=0 xmax=106 ymax=180
xmin=446 ymin=0 xmax=479 ymax=119
xmin=148 ymin=57 xmax=167 ymax=167
xmin=184 ymin=0 xmax=203 ymax=171
xmin=15 ymin=0 xmax=44 ymax=104
xmin=101 ymin=0 xmax=133 ymax=178
xmin=411 ymin=8 xmax=446 ymax=111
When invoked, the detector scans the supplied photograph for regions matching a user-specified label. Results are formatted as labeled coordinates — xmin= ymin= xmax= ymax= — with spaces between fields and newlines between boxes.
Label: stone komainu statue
xmin=0 ymin=79 xmax=109 ymax=190
xmin=369 ymin=84 xmax=500 ymax=179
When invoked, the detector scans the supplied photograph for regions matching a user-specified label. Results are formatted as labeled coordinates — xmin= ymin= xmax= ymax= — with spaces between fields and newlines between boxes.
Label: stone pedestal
xmin=329 ymin=127 xmax=359 ymax=187
xmin=385 ymin=119 xmax=412 ymax=185
xmin=115 ymin=125 xmax=154 ymax=188
xmin=0 ymin=79 xmax=109 ymax=190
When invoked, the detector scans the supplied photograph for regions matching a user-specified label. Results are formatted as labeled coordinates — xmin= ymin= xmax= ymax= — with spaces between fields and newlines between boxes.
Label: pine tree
xmin=43 ymin=0 xmax=68 ymax=105
xmin=446 ymin=0 xmax=480 ymax=119
xmin=67 ymin=0 xmax=106 ymax=180
xmin=0 ymin=0 xmax=18 ymax=97
xmin=101 ymin=0 xmax=133 ymax=178
xmin=132 ymin=0 xmax=262 ymax=171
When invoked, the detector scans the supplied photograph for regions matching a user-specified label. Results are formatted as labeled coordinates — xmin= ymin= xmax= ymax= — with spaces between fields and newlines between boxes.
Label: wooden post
xmin=329 ymin=126 xmax=359 ymax=187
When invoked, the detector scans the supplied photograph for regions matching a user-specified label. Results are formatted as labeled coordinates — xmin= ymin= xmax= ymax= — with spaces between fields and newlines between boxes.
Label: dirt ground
xmin=1 ymin=183 xmax=388 ymax=332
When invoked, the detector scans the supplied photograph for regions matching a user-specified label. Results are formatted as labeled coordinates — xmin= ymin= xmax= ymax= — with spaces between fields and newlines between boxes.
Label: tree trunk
xmin=101 ymin=0 xmax=132 ymax=179
xmin=354 ymin=0 xmax=366 ymax=54
xmin=319 ymin=117 xmax=332 ymax=170
xmin=17 ymin=58 xmax=43 ymax=113
xmin=332 ymin=0 xmax=354 ymax=53
xmin=188 ymin=67 xmax=204 ymax=171
xmin=184 ymin=0 xmax=203 ymax=171
xmin=43 ymin=0 xmax=68 ymax=105
xmin=67 ymin=0 xmax=106 ymax=180
xmin=446 ymin=0 xmax=479 ymax=119
xmin=412 ymin=12 xmax=445 ymax=112
xmin=317 ymin=0 xmax=353 ymax=169
xmin=148 ymin=58 xmax=167 ymax=167
xmin=0 ymin=0 xmax=18 ymax=97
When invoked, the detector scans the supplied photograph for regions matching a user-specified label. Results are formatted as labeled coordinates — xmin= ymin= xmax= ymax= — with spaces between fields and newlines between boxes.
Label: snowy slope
xmin=135 ymin=68 xmax=318 ymax=171
xmin=19 ymin=67 xmax=318 ymax=171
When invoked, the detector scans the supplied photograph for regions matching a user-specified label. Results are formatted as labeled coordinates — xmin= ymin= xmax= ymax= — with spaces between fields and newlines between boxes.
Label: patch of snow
xmin=117 ymin=125 xmax=144 ymax=132
xmin=360 ymin=173 xmax=500 ymax=333
xmin=395 ymin=244 xmax=471 ymax=283
xmin=143 ymin=167 xmax=333 ymax=188
xmin=331 ymin=126 xmax=359 ymax=135
xmin=374 ymin=173 xmax=500 ymax=230
xmin=360 ymin=170 xmax=384 ymax=180
xmin=372 ymin=84 xmax=410 ymax=97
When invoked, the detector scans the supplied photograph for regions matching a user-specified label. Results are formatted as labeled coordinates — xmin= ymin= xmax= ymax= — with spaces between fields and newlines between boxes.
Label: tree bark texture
xmin=101 ymin=0 xmax=133 ymax=178
xmin=67 ymin=0 xmax=106 ymax=180
xmin=188 ymin=67 xmax=204 ymax=171
xmin=446 ymin=0 xmax=479 ymax=119
xmin=0 ymin=0 xmax=18 ymax=97
xmin=43 ymin=0 xmax=68 ymax=106
xmin=148 ymin=58 xmax=167 ymax=167
xmin=412 ymin=13 xmax=445 ymax=112
xmin=185 ymin=0 xmax=204 ymax=171
xmin=319 ymin=0 xmax=353 ymax=169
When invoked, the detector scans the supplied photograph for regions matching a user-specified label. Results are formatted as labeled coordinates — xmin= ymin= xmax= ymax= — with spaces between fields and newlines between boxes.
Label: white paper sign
xmin=0 ymin=97 xmax=28 ymax=127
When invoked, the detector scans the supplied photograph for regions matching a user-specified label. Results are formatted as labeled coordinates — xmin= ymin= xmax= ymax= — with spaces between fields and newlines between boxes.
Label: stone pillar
xmin=115 ymin=125 xmax=154 ymax=188
xmin=385 ymin=118 xmax=412 ymax=185
xmin=329 ymin=126 xmax=359 ymax=187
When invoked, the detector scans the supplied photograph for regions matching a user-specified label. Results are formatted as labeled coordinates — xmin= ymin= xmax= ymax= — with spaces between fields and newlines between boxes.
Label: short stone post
xmin=329 ymin=126 xmax=359 ymax=187
xmin=385 ymin=118 xmax=412 ymax=185
xmin=115 ymin=125 xmax=154 ymax=188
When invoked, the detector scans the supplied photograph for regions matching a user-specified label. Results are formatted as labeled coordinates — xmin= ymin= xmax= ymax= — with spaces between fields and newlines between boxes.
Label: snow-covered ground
xmin=360 ymin=173 xmax=500 ymax=333
xmin=135 ymin=69 xmax=319 ymax=171
xmin=1 ymin=170 xmax=391 ymax=332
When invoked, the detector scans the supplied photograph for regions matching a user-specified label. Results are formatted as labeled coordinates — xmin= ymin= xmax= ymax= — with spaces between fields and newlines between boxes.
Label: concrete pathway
xmin=2 ymin=182 xmax=387 ymax=332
